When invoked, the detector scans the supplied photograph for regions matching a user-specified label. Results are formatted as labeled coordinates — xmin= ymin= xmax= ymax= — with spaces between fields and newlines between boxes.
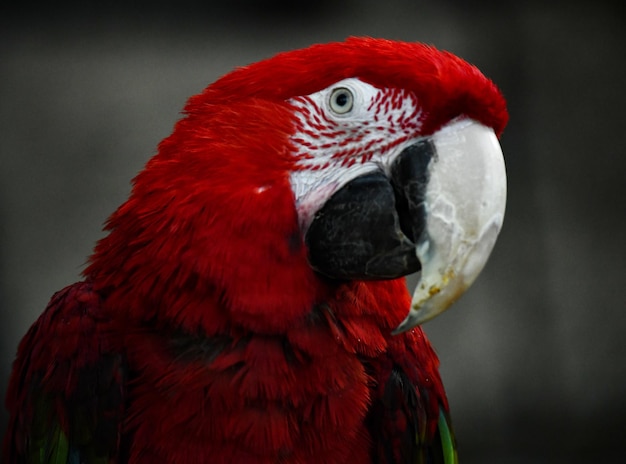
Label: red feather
xmin=5 ymin=37 xmax=507 ymax=463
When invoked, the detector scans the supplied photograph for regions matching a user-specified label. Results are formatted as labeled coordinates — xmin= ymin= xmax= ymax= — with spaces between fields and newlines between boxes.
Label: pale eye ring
xmin=328 ymin=87 xmax=354 ymax=114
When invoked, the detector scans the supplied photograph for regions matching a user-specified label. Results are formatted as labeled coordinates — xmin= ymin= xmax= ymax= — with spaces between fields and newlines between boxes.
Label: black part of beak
xmin=305 ymin=140 xmax=436 ymax=281
xmin=305 ymin=171 xmax=420 ymax=280
xmin=389 ymin=139 xmax=436 ymax=245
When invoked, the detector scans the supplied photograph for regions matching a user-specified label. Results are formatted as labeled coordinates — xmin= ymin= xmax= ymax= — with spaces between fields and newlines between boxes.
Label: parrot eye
xmin=328 ymin=87 xmax=354 ymax=115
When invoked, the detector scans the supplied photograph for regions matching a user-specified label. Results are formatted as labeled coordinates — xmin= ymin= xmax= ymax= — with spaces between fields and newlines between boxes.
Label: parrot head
xmin=87 ymin=37 xmax=508 ymax=335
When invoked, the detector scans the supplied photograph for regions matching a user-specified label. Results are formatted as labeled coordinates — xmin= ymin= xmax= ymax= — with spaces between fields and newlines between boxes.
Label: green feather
xmin=31 ymin=421 xmax=70 ymax=464
xmin=438 ymin=408 xmax=458 ymax=464
xmin=48 ymin=426 xmax=70 ymax=464
xmin=27 ymin=393 xmax=70 ymax=464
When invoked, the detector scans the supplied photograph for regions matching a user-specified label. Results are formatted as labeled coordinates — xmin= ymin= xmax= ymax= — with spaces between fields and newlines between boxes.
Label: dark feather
xmin=367 ymin=364 xmax=457 ymax=464
xmin=3 ymin=282 xmax=126 ymax=464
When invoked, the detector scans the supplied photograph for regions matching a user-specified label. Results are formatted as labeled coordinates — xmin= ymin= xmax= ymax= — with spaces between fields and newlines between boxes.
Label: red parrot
xmin=3 ymin=37 xmax=508 ymax=463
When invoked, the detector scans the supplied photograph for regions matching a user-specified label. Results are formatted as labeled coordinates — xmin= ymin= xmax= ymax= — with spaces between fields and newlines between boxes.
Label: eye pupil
xmin=329 ymin=87 xmax=354 ymax=114
xmin=335 ymin=92 xmax=348 ymax=107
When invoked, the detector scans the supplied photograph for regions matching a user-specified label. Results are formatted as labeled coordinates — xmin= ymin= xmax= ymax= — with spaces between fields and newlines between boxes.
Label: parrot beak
xmin=303 ymin=117 xmax=506 ymax=332
xmin=392 ymin=119 xmax=507 ymax=334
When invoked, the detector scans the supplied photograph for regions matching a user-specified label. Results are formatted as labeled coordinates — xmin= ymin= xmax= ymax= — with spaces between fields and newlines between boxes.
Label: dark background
xmin=1 ymin=1 xmax=625 ymax=462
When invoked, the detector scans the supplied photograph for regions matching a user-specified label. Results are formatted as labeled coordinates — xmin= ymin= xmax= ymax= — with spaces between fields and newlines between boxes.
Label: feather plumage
xmin=4 ymin=37 xmax=507 ymax=463
xmin=3 ymin=282 xmax=126 ymax=463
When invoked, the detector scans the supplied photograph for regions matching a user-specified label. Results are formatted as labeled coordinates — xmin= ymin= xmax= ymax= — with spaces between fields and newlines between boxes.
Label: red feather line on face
xmin=290 ymin=86 xmax=423 ymax=171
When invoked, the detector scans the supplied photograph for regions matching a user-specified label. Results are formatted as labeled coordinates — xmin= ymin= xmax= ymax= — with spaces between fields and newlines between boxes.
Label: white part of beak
xmin=394 ymin=119 xmax=507 ymax=334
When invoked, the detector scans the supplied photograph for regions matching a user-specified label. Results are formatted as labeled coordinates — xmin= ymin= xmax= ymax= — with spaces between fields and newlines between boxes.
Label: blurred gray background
xmin=1 ymin=1 xmax=625 ymax=462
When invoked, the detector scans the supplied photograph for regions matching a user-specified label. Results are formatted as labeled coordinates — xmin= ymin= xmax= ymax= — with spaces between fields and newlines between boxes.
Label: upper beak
xmin=393 ymin=118 xmax=507 ymax=333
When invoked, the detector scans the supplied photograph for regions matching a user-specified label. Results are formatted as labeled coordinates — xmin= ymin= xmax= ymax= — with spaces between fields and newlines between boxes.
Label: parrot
xmin=3 ymin=37 xmax=508 ymax=463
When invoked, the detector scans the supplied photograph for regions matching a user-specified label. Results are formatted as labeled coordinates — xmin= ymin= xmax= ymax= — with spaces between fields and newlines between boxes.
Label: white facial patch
xmin=288 ymin=78 xmax=424 ymax=231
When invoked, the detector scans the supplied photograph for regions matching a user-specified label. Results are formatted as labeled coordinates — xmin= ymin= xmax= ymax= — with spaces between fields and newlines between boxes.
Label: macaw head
xmin=87 ymin=37 xmax=508 ymax=335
